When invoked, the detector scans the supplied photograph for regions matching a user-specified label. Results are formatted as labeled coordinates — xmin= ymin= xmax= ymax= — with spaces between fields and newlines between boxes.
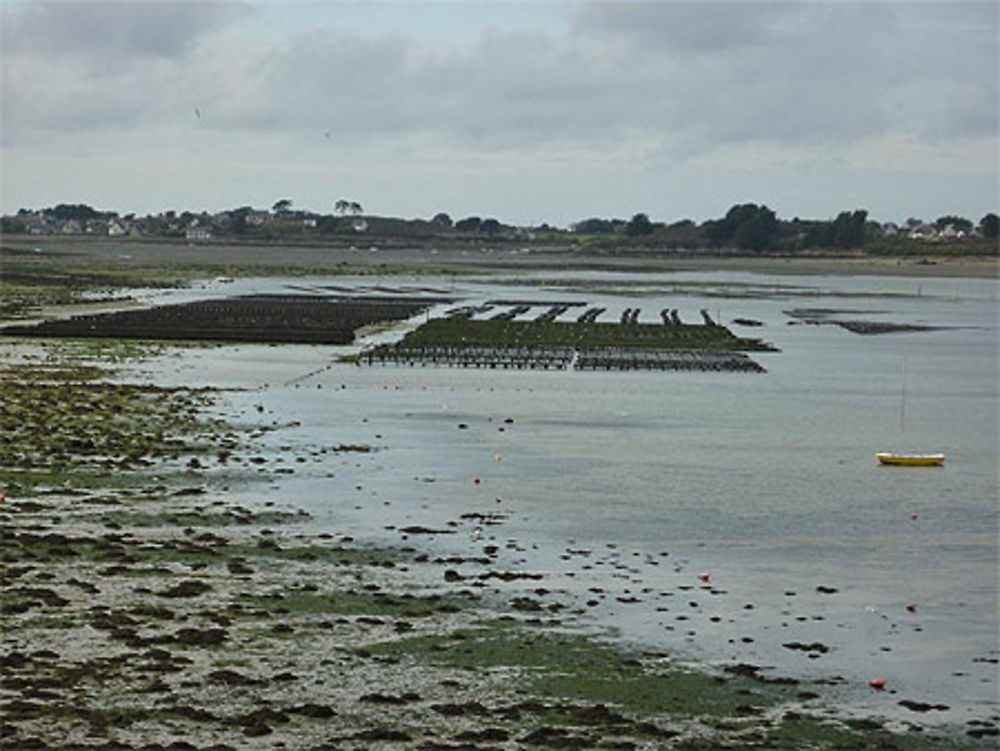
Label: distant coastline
xmin=3 ymin=233 xmax=997 ymax=280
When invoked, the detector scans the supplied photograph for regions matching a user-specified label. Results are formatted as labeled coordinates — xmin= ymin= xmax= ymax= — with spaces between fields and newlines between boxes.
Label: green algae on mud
xmin=361 ymin=623 xmax=799 ymax=717
xmin=361 ymin=623 xmax=989 ymax=749
xmin=3 ymin=500 xmax=992 ymax=749
xmin=0 ymin=361 xmax=226 ymax=495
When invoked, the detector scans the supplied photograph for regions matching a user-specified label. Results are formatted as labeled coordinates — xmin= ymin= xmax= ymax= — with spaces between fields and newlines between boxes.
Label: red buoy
xmin=906 ymin=603 xmax=917 ymax=613
xmin=698 ymin=572 xmax=711 ymax=583
xmin=870 ymin=679 xmax=887 ymax=690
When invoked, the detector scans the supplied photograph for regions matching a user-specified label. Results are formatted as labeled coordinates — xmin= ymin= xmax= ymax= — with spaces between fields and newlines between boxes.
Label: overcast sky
xmin=2 ymin=0 xmax=997 ymax=226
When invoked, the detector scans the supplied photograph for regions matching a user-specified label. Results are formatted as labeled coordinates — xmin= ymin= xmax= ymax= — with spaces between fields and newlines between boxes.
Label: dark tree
xmin=732 ymin=209 xmax=778 ymax=251
xmin=481 ymin=218 xmax=501 ymax=236
xmin=573 ymin=217 xmax=618 ymax=235
xmin=625 ymin=212 xmax=655 ymax=236
xmin=272 ymin=199 xmax=292 ymax=214
xmin=831 ymin=209 xmax=868 ymax=248
xmin=706 ymin=203 xmax=778 ymax=251
xmin=229 ymin=206 xmax=252 ymax=234
xmin=934 ymin=215 xmax=973 ymax=232
xmin=431 ymin=212 xmax=453 ymax=228
xmin=2 ymin=217 xmax=26 ymax=233
xmin=455 ymin=216 xmax=482 ymax=233
xmin=980 ymin=212 xmax=999 ymax=238
xmin=48 ymin=203 xmax=104 ymax=220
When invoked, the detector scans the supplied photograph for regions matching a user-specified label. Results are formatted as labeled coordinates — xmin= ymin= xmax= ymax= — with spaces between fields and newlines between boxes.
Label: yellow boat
xmin=876 ymin=452 xmax=945 ymax=466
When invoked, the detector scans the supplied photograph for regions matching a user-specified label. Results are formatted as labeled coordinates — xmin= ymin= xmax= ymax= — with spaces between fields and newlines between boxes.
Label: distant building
xmin=185 ymin=227 xmax=212 ymax=241
xmin=908 ymin=223 xmax=937 ymax=240
xmin=938 ymin=224 xmax=965 ymax=240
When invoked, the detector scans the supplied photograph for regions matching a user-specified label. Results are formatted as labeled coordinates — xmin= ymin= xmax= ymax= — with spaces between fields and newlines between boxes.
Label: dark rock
xmin=171 ymin=627 xmax=227 ymax=646
xmin=898 ymin=699 xmax=950 ymax=712
xmin=401 ymin=526 xmax=455 ymax=535
xmin=782 ymin=641 xmax=830 ymax=654
xmin=353 ymin=728 xmax=411 ymax=741
xmin=968 ymin=727 xmax=999 ymax=739
xmin=288 ymin=703 xmax=336 ymax=718
xmin=361 ymin=693 xmax=417 ymax=705
xmin=511 ymin=597 xmax=543 ymax=612
xmin=431 ymin=701 xmax=490 ymax=716
xmin=569 ymin=703 xmax=629 ymax=725
xmin=156 ymin=580 xmax=212 ymax=598
xmin=519 ymin=726 xmax=591 ymax=748
xmin=208 ymin=669 xmax=257 ymax=685
xmin=454 ymin=727 xmax=510 ymax=742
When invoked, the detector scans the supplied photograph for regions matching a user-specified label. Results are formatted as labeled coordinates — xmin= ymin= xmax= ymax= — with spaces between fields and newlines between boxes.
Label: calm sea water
xmin=144 ymin=269 xmax=998 ymax=727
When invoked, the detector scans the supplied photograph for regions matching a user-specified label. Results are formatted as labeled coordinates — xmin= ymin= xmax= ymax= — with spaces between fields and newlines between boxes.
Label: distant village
xmin=4 ymin=203 xmax=368 ymax=241
xmin=2 ymin=201 xmax=996 ymax=253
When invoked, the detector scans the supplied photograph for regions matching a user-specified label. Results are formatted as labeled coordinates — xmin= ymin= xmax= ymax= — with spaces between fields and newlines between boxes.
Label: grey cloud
xmin=574 ymin=1 xmax=799 ymax=53
xmin=2 ymin=1 xmax=254 ymax=64
xmin=573 ymin=1 xmax=996 ymax=146
xmin=3 ymin=1 xmax=995 ymax=166
xmin=1 ymin=2 xmax=254 ymax=145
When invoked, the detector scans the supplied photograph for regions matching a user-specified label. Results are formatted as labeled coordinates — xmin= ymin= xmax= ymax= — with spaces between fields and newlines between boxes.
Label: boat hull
xmin=876 ymin=453 xmax=945 ymax=466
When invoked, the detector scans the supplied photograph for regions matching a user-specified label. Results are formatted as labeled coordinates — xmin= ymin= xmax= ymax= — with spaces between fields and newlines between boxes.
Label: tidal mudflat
xmin=1 ymin=265 xmax=997 ymax=749
xmin=1 ymin=346 xmax=953 ymax=751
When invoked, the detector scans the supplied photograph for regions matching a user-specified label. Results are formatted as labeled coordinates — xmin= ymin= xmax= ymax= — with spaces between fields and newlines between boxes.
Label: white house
xmin=185 ymin=227 xmax=212 ymax=241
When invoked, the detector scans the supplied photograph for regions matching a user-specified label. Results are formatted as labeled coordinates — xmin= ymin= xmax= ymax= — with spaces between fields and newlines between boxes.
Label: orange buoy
xmin=870 ymin=679 xmax=888 ymax=690
xmin=698 ymin=572 xmax=711 ymax=583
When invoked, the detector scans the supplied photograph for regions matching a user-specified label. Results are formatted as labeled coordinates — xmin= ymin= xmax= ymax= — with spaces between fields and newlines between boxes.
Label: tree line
xmin=576 ymin=205 xmax=998 ymax=251
xmin=5 ymin=201 xmax=997 ymax=252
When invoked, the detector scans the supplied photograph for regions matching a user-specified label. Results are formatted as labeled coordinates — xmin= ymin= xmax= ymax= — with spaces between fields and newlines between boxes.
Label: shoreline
xmin=2 ymin=342 xmax=995 ymax=749
xmin=4 ymin=235 xmax=997 ymax=281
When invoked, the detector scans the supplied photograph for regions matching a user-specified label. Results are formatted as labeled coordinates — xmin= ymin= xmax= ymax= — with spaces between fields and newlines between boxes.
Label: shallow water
xmin=137 ymin=269 xmax=998 ymax=727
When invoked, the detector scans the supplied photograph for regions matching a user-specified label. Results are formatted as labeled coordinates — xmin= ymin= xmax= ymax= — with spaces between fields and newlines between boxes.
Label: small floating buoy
xmin=698 ymin=572 xmax=711 ymax=583
xmin=493 ymin=453 xmax=502 ymax=462
xmin=911 ymin=513 xmax=919 ymax=521
xmin=906 ymin=603 xmax=917 ymax=613
xmin=473 ymin=477 xmax=481 ymax=485
xmin=870 ymin=679 xmax=888 ymax=690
